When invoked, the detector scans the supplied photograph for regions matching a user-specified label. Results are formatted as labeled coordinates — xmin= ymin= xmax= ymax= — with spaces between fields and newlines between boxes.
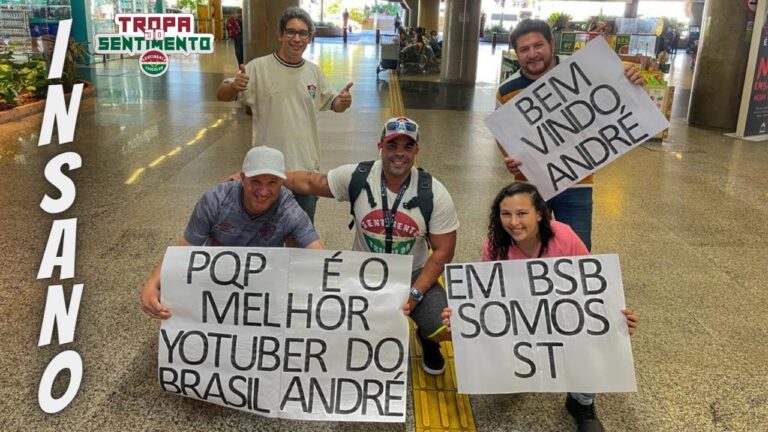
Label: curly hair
xmin=279 ymin=7 xmax=314 ymax=34
xmin=487 ymin=182 xmax=554 ymax=260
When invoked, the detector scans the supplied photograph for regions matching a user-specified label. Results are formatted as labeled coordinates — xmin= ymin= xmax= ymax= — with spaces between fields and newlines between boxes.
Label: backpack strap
xmin=402 ymin=167 xmax=434 ymax=237
xmin=347 ymin=160 xmax=376 ymax=229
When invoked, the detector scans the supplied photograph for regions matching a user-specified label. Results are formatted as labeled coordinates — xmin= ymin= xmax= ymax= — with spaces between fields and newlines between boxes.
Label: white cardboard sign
xmin=485 ymin=37 xmax=669 ymax=200
xmin=158 ymin=247 xmax=412 ymax=422
xmin=444 ymin=254 xmax=637 ymax=394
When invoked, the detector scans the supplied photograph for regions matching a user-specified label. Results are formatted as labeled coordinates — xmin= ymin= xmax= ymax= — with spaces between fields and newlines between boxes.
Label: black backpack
xmin=347 ymin=160 xmax=434 ymax=236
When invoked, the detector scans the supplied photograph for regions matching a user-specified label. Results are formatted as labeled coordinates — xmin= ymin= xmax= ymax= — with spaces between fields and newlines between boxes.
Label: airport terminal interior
xmin=1 ymin=1 xmax=768 ymax=431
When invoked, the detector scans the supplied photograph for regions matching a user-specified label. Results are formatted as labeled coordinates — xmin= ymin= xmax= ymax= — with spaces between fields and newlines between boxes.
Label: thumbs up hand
xmin=334 ymin=81 xmax=353 ymax=112
xmin=232 ymin=64 xmax=249 ymax=92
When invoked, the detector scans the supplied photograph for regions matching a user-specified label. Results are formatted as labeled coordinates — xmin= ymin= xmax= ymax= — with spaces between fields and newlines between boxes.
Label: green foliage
xmin=313 ymin=20 xmax=336 ymax=28
xmin=0 ymin=39 xmax=87 ymax=110
xmin=326 ymin=0 xmax=341 ymax=16
xmin=349 ymin=8 xmax=366 ymax=24
xmin=60 ymin=38 xmax=88 ymax=91
xmin=485 ymin=24 xmax=508 ymax=34
xmin=547 ymin=12 xmax=572 ymax=30
xmin=596 ymin=13 xmax=608 ymax=23
xmin=0 ymin=63 xmax=18 ymax=106
xmin=18 ymin=60 xmax=48 ymax=98
xmin=177 ymin=0 xmax=206 ymax=12
xmin=370 ymin=4 xmax=399 ymax=15
xmin=0 ymin=58 xmax=46 ymax=108
xmin=665 ymin=17 xmax=683 ymax=31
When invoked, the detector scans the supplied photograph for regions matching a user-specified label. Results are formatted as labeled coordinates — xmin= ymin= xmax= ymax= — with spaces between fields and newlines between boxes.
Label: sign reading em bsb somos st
xmin=94 ymin=14 xmax=214 ymax=77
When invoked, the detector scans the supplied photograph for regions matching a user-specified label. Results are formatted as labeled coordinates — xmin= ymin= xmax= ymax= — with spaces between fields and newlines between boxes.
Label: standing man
xmin=226 ymin=8 xmax=243 ymax=66
xmin=343 ymin=8 xmax=350 ymax=43
xmin=670 ymin=27 xmax=680 ymax=59
xmin=216 ymin=7 xmax=354 ymax=222
xmin=140 ymin=146 xmax=324 ymax=320
xmin=284 ymin=117 xmax=460 ymax=376
xmin=497 ymin=19 xmax=645 ymax=252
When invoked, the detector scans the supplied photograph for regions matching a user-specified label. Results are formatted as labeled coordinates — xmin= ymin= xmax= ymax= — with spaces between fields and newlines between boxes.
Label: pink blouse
xmin=482 ymin=221 xmax=589 ymax=261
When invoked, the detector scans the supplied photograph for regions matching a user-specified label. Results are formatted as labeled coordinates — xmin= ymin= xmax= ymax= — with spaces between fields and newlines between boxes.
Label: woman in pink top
xmin=443 ymin=182 xmax=638 ymax=432
xmin=483 ymin=182 xmax=589 ymax=261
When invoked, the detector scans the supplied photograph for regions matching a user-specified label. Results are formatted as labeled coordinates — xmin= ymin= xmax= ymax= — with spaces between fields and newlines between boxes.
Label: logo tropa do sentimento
xmin=94 ymin=14 xmax=214 ymax=77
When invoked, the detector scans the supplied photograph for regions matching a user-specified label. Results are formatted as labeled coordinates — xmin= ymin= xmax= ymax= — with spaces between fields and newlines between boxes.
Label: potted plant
xmin=0 ymin=38 xmax=92 ymax=120
xmin=59 ymin=38 xmax=88 ymax=92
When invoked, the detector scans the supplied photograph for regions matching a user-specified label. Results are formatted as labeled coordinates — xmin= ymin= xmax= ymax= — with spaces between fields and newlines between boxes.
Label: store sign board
xmin=742 ymin=4 xmax=768 ymax=137
xmin=560 ymin=33 xmax=576 ymax=54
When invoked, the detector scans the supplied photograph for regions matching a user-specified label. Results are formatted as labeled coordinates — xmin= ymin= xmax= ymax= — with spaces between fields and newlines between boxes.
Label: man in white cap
xmin=284 ymin=117 xmax=459 ymax=376
xmin=141 ymin=146 xmax=323 ymax=320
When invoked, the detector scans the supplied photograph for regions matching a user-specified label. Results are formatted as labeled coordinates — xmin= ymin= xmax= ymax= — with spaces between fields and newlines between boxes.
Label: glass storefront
xmin=92 ymin=0 xmax=153 ymax=34
xmin=0 ymin=0 xmax=72 ymax=55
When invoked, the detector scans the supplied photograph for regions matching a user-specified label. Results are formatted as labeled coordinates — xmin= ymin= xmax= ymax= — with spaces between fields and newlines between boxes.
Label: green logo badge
xmin=139 ymin=50 xmax=169 ymax=77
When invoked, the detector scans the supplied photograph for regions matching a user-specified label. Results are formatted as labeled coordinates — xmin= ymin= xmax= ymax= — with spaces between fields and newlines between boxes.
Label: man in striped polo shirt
xmin=497 ymin=19 xmax=645 ymax=252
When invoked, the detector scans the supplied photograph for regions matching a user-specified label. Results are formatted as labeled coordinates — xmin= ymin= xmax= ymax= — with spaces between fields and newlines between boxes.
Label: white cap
xmin=242 ymin=146 xmax=286 ymax=179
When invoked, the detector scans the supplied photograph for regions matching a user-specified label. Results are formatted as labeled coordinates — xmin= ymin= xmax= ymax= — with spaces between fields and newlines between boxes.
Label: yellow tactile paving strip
xmin=388 ymin=69 xmax=477 ymax=432
xmin=388 ymin=70 xmax=406 ymax=117
xmin=410 ymin=327 xmax=477 ymax=432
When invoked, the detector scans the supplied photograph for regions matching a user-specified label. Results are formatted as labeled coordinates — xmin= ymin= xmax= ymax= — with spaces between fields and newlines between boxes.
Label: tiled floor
xmin=1 ymin=38 xmax=766 ymax=431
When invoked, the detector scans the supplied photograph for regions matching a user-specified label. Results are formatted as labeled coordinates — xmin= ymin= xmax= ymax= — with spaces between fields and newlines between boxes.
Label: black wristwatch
xmin=410 ymin=287 xmax=424 ymax=303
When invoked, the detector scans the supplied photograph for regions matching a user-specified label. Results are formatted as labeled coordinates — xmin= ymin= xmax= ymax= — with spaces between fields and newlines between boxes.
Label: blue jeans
xmin=546 ymin=187 xmax=593 ymax=251
xmin=552 ymin=188 xmax=594 ymax=405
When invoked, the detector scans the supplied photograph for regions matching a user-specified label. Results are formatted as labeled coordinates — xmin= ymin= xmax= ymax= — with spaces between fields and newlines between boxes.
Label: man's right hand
xmin=504 ymin=156 xmax=523 ymax=175
xmin=231 ymin=64 xmax=249 ymax=92
xmin=141 ymin=278 xmax=171 ymax=320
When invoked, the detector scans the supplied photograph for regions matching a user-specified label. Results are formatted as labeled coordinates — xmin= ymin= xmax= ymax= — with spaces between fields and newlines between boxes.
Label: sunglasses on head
xmin=385 ymin=118 xmax=417 ymax=132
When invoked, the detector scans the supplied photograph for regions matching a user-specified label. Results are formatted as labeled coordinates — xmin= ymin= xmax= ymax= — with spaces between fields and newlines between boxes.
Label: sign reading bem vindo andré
xmin=94 ymin=14 xmax=213 ymax=77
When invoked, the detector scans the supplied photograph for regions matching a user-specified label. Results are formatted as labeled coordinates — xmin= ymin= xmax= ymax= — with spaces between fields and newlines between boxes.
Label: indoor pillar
xmin=687 ymin=0 xmax=750 ymax=128
xmin=243 ymin=0 xmax=299 ymax=63
xmin=418 ymin=0 xmax=440 ymax=32
xmin=440 ymin=0 xmax=481 ymax=84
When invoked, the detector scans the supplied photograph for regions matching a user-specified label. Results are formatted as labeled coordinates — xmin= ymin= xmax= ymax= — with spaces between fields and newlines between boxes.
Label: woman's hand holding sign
xmin=440 ymin=307 xmax=453 ymax=335
xmin=622 ymin=308 xmax=638 ymax=336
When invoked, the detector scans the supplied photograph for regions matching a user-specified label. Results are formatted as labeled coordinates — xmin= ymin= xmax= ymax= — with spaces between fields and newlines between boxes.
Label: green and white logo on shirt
xmin=360 ymin=209 xmax=418 ymax=255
